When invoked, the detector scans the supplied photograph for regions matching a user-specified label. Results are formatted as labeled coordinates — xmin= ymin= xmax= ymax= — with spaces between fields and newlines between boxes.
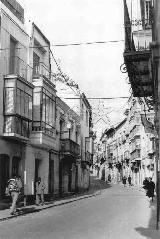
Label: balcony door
xmin=33 ymin=52 xmax=40 ymax=76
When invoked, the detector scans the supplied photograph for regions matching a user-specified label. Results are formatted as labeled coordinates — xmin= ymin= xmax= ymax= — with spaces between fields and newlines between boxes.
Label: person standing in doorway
xmin=36 ymin=177 xmax=45 ymax=205
xmin=7 ymin=175 xmax=22 ymax=215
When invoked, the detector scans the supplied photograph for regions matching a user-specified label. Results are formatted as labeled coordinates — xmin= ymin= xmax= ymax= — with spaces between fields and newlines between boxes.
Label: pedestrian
xmin=35 ymin=177 xmax=45 ymax=206
xmin=128 ymin=175 xmax=132 ymax=187
xmin=122 ymin=175 xmax=127 ymax=187
xmin=143 ymin=177 xmax=149 ymax=195
xmin=97 ymin=166 xmax=100 ymax=177
xmin=108 ymin=174 xmax=111 ymax=183
xmin=6 ymin=175 xmax=22 ymax=215
xmin=146 ymin=177 xmax=155 ymax=202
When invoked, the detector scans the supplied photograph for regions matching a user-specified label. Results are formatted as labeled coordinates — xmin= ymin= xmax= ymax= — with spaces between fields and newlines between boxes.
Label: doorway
xmin=12 ymin=156 xmax=21 ymax=177
xmin=0 ymin=155 xmax=10 ymax=198
xmin=35 ymin=158 xmax=41 ymax=182
xmin=49 ymin=159 xmax=54 ymax=194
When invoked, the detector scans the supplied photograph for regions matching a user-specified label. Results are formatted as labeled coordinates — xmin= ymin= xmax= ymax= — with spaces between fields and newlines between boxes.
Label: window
xmin=33 ymin=52 xmax=40 ymax=76
xmin=4 ymin=88 xmax=15 ymax=114
xmin=86 ymin=110 xmax=88 ymax=126
xmin=9 ymin=37 xmax=17 ymax=74
xmin=4 ymin=116 xmax=30 ymax=137
xmin=32 ymin=87 xmax=55 ymax=136
xmin=76 ymin=131 xmax=78 ymax=143
xmin=81 ymin=104 xmax=84 ymax=120
xmin=145 ymin=0 xmax=152 ymax=28
xmin=3 ymin=77 xmax=33 ymax=138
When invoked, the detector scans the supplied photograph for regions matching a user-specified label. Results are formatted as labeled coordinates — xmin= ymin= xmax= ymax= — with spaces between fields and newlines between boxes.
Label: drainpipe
xmin=152 ymin=0 xmax=160 ymax=230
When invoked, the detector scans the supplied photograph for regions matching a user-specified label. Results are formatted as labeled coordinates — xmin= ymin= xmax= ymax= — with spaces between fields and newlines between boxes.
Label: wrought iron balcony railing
xmin=32 ymin=121 xmax=55 ymax=137
xmin=60 ymin=139 xmax=80 ymax=157
xmin=122 ymin=0 xmax=153 ymax=97
xmin=121 ymin=50 xmax=152 ymax=97
xmin=33 ymin=62 xmax=56 ymax=85
xmin=7 ymin=56 xmax=32 ymax=83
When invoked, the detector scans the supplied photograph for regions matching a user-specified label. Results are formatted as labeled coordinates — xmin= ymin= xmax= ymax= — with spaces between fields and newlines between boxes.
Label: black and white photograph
xmin=0 ymin=0 xmax=160 ymax=238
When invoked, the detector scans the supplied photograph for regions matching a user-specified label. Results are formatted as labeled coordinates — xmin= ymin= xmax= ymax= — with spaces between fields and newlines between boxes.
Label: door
xmin=35 ymin=159 xmax=41 ymax=182
xmin=12 ymin=156 xmax=21 ymax=176
xmin=33 ymin=52 xmax=40 ymax=76
xmin=49 ymin=160 xmax=54 ymax=194
xmin=0 ymin=155 xmax=10 ymax=198
xmin=68 ymin=163 xmax=72 ymax=192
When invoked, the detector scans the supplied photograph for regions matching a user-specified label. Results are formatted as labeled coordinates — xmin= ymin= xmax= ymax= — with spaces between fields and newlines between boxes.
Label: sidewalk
xmin=0 ymin=191 xmax=100 ymax=222
xmin=0 ymin=175 xmax=106 ymax=222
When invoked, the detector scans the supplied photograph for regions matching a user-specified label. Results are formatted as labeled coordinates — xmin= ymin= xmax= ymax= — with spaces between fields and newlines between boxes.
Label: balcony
xmin=122 ymin=0 xmax=153 ymax=97
xmin=7 ymin=56 xmax=32 ymax=83
xmin=33 ymin=62 xmax=55 ymax=86
xmin=30 ymin=130 xmax=56 ymax=149
xmin=123 ymin=50 xmax=152 ymax=97
xmin=60 ymin=139 xmax=80 ymax=157
xmin=31 ymin=121 xmax=56 ymax=149
xmin=85 ymin=151 xmax=93 ymax=165
xmin=130 ymin=149 xmax=141 ymax=162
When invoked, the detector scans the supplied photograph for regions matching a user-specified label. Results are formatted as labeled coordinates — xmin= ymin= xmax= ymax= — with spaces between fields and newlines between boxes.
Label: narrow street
xmin=0 ymin=176 xmax=159 ymax=239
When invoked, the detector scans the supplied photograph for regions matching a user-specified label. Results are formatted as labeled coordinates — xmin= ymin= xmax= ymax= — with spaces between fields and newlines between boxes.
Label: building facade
xmin=97 ymin=97 xmax=155 ymax=187
xmin=0 ymin=0 xmax=32 ymax=198
xmin=56 ymin=97 xmax=81 ymax=195
xmin=0 ymin=0 xmax=94 ymax=201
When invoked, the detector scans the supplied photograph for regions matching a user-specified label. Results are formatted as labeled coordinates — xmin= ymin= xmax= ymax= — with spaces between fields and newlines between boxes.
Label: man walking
xmin=7 ymin=175 xmax=22 ymax=215
xmin=36 ymin=177 xmax=45 ymax=205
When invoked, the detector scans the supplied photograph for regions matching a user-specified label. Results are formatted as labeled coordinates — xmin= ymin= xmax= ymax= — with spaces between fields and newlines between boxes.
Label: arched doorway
xmin=0 ymin=154 xmax=10 ymax=198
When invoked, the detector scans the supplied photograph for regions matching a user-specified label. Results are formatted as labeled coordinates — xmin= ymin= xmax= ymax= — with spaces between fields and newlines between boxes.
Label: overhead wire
xmin=61 ymin=97 xmax=129 ymax=99
xmin=0 ymin=39 xmax=125 ymax=51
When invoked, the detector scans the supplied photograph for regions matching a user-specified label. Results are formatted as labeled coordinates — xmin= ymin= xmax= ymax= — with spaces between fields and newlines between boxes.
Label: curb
xmin=0 ymin=192 xmax=100 ymax=223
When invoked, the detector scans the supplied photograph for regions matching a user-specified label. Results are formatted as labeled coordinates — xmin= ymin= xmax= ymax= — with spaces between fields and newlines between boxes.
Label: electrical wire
xmin=0 ymin=39 xmax=125 ymax=51
xmin=52 ymin=40 xmax=124 ymax=47
xmin=61 ymin=97 xmax=129 ymax=99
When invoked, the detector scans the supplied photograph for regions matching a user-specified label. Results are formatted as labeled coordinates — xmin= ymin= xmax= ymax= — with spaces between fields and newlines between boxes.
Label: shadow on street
xmin=135 ymin=198 xmax=160 ymax=238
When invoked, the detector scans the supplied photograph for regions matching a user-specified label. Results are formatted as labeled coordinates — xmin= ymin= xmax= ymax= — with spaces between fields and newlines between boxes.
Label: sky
xmin=19 ymin=0 xmax=130 ymax=139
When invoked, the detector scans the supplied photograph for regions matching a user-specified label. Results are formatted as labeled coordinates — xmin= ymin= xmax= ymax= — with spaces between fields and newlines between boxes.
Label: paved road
xmin=0 ymin=176 xmax=159 ymax=239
